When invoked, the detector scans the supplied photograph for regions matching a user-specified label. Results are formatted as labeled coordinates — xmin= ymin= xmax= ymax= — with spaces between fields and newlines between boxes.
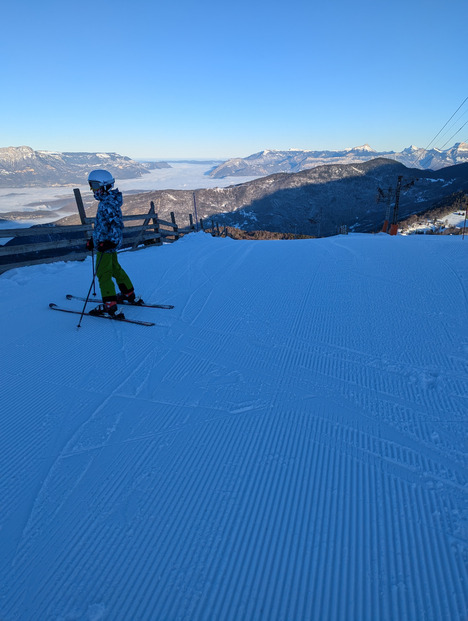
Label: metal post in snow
xmin=193 ymin=192 xmax=199 ymax=231
xmin=463 ymin=197 xmax=468 ymax=240
xmin=389 ymin=175 xmax=403 ymax=236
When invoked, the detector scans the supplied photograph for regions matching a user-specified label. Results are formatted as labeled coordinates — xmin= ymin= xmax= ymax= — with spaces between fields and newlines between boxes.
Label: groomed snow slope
xmin=1 ymin=233 xmax=467 ymax=621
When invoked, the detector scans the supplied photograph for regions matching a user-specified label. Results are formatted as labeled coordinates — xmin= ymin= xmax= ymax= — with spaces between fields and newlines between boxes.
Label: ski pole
xmin=91 ymin=247 xmax=97 ymax=296
xmin=77 ymin=252 xmax=102 ymax=329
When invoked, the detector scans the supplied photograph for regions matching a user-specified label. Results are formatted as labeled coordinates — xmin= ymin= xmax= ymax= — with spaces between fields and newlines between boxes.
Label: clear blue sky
xmin=1 ymin=0 xmax=467 ymax=159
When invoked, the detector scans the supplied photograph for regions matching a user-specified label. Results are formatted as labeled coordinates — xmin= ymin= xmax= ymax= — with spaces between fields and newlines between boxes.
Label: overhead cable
xmin=439 ymin=119 xmax=468 ymax=150
xmin=409 ymin=95 xmax=468 ymax=168
xmin=424 ymin=96 xmax=468 ymax=151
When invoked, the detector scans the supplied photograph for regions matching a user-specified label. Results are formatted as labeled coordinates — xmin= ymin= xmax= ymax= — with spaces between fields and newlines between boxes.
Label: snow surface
xmin=1 ymin=233 xmax=467 ymax=620
xmin=443 ymin=212 xmax=467 ymax=228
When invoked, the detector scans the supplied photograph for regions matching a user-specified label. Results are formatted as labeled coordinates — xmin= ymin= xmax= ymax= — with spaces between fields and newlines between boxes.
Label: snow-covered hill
xmin=209 ymin=143 xmax=468 ymax=177
xmin=1 ymin=233 xmax=467 ymax=620
xmin=109 ymin=158 xmax=468 ymax=238
xmin=0 ymin=146 xmax=170 ymax=188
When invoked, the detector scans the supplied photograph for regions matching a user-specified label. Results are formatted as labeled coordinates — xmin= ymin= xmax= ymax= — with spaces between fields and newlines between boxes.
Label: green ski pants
xmin=95 ymin=252 xmax=134 ymax=302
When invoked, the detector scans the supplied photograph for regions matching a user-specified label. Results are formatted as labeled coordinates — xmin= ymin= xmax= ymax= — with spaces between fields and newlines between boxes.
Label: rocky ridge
xmin=209 ymin=143 xmax=468 ymax=178
xmin=0 ymin=146 xmax=170 ymax=187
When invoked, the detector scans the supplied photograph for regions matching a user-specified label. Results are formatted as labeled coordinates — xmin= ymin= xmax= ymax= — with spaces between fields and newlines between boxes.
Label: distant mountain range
xmin=61 ymin=157 xmax=468 ymax=237
xmin=0 ymin=146 xmax=170 ymax=187
xmin=208 ymin=143 xmax=468 ymax=178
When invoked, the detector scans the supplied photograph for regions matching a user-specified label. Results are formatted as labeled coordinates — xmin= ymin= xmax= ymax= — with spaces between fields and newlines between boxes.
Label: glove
xmin=97 ymin=240 xmax=117 ymax=253
xmin=86 ymin=238 xmax=94 ymax=251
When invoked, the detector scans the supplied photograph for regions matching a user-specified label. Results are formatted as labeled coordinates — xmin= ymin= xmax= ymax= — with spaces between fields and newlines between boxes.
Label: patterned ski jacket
xmin=93 ymin=189 xmax=124 ymax=251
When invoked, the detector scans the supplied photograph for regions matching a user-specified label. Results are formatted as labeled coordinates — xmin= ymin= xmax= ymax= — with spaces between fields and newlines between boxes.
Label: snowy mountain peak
xmin=0 ymin=145 xmax=35 ymax=161
xmin=352 ymin=144 xmax=376 ymax=152
xmin=343 ymin=144 xmax=376 ymax=153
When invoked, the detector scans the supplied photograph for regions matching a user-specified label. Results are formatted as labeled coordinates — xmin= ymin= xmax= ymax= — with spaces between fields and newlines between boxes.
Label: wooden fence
xmin=0 ymin=189 xmax=196 ymax=274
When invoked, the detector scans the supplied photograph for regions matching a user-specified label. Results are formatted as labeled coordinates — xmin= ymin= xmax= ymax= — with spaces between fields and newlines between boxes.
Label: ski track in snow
xmin=0 ymin=233 xmax=467 ymax=620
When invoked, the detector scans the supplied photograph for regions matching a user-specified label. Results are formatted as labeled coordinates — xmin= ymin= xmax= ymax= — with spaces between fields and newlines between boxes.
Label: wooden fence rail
xmin=0 ymin=190 xmax=195 ymax=274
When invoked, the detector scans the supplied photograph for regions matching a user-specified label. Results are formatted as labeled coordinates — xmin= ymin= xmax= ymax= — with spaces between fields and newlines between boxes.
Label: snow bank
xmin=1 ymin=233 xmax=467 ymax=620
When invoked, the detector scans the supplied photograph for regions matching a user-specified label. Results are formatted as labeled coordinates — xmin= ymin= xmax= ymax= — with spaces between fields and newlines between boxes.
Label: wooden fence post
xmin=193 ymin=192 xmax=199 ymax=231
xmin=132 ymin=201 xmax=160 ymax=249
xmin=170 ymin=212 xmax=179 ymax=240
xmin=73 ymin=188 xmax=87 ymax=225
xmin=152 ymin=207 xmax=161 ymax=244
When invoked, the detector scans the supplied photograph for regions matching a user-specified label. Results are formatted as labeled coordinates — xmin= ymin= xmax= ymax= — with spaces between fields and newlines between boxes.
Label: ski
xmin=49 ymin=303 xmax=155 ymax=326
xmin=66 ymin=294 xmax=174 ymax=309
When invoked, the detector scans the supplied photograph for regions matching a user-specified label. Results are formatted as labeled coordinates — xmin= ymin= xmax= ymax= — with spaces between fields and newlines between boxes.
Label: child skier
xmin=86 ymin=169 xmax=140 ymax=318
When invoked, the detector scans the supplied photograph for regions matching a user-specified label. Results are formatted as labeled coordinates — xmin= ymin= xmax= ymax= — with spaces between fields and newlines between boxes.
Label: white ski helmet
xmin=88 ymin=169 xmax=115 ymax=191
